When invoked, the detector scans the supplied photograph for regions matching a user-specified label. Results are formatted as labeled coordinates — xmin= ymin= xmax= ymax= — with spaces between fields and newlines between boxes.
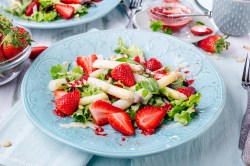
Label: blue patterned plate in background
xmin=21 ymin=29 xmax=226 ymax=158
xmin=0 ymin=0 xmax=120 ymax=29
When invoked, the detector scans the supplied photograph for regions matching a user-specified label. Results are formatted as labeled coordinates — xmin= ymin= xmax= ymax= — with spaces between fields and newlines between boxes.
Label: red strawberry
xmin=54 ymin=90 xmax=68 ymax=100
xmin=0 ymin=46 xmax=6 ymax=62
xmin=163 ymin=103 xmax=172 ymax=112
xmin=26 ymin=0 xmax=40 ymax=16
xmin=190 ymin=25 xmax=213 ymax=36
xmin=61 ymin=0 xmax=83 ymax=4
xmin=55 ymin=90 xmax=80 ymax=116
xmin=136 ymin=106 xmax=166 ymax=133
xmin=177 ymin=86 xmax=195 ymax=98
xmin=89 ymin=100 xmax=123 ymax=126
xmin=133 ymin=55 xmax=140 ymax=63
xmin=197 ymin=35 xmax=230 ymax=53
xmin=54 ymin=4 xmax=74 ymax=20
xmin=154 ymin=70 xmax=168 ymax=80
xmin=146 ymin=58 xmax=163 ymax=71
xmin=2 ymin=27 xmax=29 ymax=60
xmin=108 ymin=112 xmax=134 ymax=136
xmin=77 ymin=54 xmax=98 ymax=74
xmin=29 ymin=46 xmax=48 ymax=60
xmin=111 ymin=63 xmax=135 ymax=87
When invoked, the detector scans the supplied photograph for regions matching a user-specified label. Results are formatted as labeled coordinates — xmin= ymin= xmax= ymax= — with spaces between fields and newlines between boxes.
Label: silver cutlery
xmin=239 ymin=54 xmax=250 ymax=150
xmin=119 ymin=0 xmax=131 ymax=18
xmin=126 ymin=0 xmax=142 ymax=29
xmin=153 ymin=11 xmax=212 ymax=18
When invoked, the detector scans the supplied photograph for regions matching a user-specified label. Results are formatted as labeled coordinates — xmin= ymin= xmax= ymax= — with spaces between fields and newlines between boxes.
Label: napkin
xmin=0 ymin=100 xmax=93 ymax=166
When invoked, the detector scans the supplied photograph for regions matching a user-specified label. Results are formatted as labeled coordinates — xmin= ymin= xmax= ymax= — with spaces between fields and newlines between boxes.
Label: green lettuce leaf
xmin=174 ymin=106 xmax=195 ymax=125
xmin=126 ymin=104 xmax=141 ymax=120
xmin=114 ymin=38 xmax=144 ymax=57
xmin=149 ymin=96 xmax=165 ymax=106
xmin=79 ymin=84 xmax=103 ymax=97
xmin=71 ymin=105 xmax=93 ymax=123
xmin=50 ymin=62 xmax=69 ymax=79
xmin=139 ymin=78 xmax=159 ymax=94
xmin=167 ymin=92 xmax=201 ymax=119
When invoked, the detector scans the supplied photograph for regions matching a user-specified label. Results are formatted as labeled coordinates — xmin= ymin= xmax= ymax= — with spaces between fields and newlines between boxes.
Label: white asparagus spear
xmin=160 ymin=87 xmax=187 ymax=100
xmin=157 ymin=71 xmax=180 ymax=88
xmin=93 ymin=60 xmax=144 ymax=73
xmin=112 ymin=89 xmax=152 ymax=110
xmin=48 ymin=78 xmax=67 ymax=91
xmin=87 ymin=77 xmax=143 ymax=103
xmin=89 ymin=69 xmax=108 ymax=78
xmin=133 ymin=73 xmax=146 ymax=82
xmin=79 ymin=93 xmax=109 ymax=105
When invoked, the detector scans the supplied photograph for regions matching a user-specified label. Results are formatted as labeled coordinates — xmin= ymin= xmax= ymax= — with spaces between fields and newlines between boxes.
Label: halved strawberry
xmin=54 ymin=90 xmax=68 ymax=100
xmin=154 ymin=70 xmax=168 ymax=80
xmin=111 ymin=63 xmax=135 ymax=87
xmin=89 ymin=100 xmax=123 ymax=126
xmin=2 ymin=27 xmax=29 ymax=60
xmin=133 ymin=55 xmax=140 ymax=63
xmin=55 ymin=90 xmax=80 ymax=116
xmin=29 ymin=46 xmax=48 ymax=60
xmin=54 ymin=4 xmax=74 ymax=20
xmin=146 ymin=58 xmax=163 ymax=71
xmin=177 ymin=86 xmax=195 ymax=98
xmin=26 ymin=0 xmax=40 ymax=16
xmin=0 ymin=46 xmax=6 ymax=62
xmin=136 ymin=106 xmax=166 ymax=133
xmin=108 ymin=112 xmax=134 ymax=136
xmin=61 ymin=0 xmax=83 ymax=4
xmin=190 ymin=25 xmax=213 ymax=36
xmin=77 ymin=54 xmax=98 ymax=74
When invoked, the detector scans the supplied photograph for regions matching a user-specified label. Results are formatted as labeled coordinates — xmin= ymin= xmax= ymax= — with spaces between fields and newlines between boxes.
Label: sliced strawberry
xmin=55 ymin=90 xmax=80 ymax=116
xmin=54 ymin=90 xmax=68 ymax=100
xmin=163 ymin=103 xmax=172 ymax=112
xmin=77 ymin=54 xmax=98 ymax=74
xmin=146 ymin=58 xmax=163 ymax=71
xmin=108 ymin=112 xmax=134 ymax=136
xmin=133 ymin=55 xmax=140 ymax=63
xmin=61 ymin=0 xmax=83 ymax=4
xmin=177 ymin=86 xmax=195 ymax=98
xmin=89 ymin=100 xmax=124 ymax=126
xmin=26 ymin=1 xmax=40 ymax=16
xmin=136 ymin=106 xmax=166 ymax=133
xmin=0 ymin=46 xmax=6 ymax=62
xmin=54 ymin=4 xmax=74 ymax=20
xmin=154 ymin=70 xmax=168 ymax=80
xmin=111 ymin=63 xmax=135 ymax=87
xmin=2 ymin=27 xmax=29 ymax=60
xmin=29 ymin=46 xmax=48 ymax=60
xmin=190 ymin=25 xmax=213 ymax=36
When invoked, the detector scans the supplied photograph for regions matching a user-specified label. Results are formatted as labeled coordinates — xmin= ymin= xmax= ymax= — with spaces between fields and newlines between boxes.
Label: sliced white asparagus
xmin=48 ymin=78 xmax=67 ymax=91
xmin=160 ymin=87 xmax=187 ymax=100
xmin=79 ymin=93 xmax=109 ymax=105
xmin=112 ymin=89 xmax=153 ymax=110
xmin=93 ymin=60 xmax=144 ymax=73
xmin=134 ymin=73 xmax=146 ymax=82
xmin=157 ymin=71 xmax=180 ymax=88
xmin=112 ymin=100 xmax=133 ymax=110
xmin=87 ymin=77 xmax=143 ymax=103
xmin=89 ymin=69 xmax=108 ymax=78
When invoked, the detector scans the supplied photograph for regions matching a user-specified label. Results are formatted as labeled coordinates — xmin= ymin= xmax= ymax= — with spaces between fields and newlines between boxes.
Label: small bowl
xmin=147 ymin=0 xmax=193 ymax=31
xmin=0 ymin=27 xmax=32 ymax=86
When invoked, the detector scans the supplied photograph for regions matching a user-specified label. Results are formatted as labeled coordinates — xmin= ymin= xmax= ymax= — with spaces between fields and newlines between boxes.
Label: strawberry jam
xmin=121 ymin=137 xmax=126 ymax=141
xmin=94 ymin=127 xmax=107 ymax=136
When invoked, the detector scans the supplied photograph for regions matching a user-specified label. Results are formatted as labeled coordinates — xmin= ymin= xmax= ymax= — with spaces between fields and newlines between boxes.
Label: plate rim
xmin=21 ymin=29 xmax=226 ymax=158
xmin=1 ymin=0 xmax=120 ymax=29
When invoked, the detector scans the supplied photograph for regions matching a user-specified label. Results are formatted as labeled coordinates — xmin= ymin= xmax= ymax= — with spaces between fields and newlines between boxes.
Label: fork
xmin=239 ymin=54 xmax=250 ymax=150
xmin=126 ymin=0 xmax=142 ymax=29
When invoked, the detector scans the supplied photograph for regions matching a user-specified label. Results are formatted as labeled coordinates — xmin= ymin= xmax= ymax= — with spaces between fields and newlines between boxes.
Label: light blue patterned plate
xmin=21 ymin=29 xmax=226 ymax=158
xmin=0 ymin=0 xmax=120 ymax=29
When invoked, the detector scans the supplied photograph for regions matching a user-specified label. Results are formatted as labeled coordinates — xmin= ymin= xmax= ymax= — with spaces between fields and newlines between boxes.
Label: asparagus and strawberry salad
xmin=48 ymin=38 xmax=201 ymax=136
xmin=4 ymin=0 xmax=102 ymax=22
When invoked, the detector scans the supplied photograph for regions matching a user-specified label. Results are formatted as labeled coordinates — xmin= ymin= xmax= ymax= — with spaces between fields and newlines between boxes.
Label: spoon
xmin=153 ymin=11 xmax=212 ymax=18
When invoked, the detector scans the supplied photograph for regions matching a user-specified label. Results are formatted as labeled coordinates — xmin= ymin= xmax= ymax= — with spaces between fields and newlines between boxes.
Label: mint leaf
xmin=140 ymin=78 xmax=159 ymax=94
xmin=150 ymin=21 xmax=163 ymax=32
xmin=164 ymin=28 xmax=172 ymax=35
xmin=196 ymin=21 xmax=205 ymax=25
xmin=50 ymin=62 xmax=69 ymax=79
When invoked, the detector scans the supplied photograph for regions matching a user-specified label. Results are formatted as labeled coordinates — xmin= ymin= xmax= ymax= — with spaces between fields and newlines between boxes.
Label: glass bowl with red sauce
xmin=147 ymin=0 xmax=193 ymax=31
